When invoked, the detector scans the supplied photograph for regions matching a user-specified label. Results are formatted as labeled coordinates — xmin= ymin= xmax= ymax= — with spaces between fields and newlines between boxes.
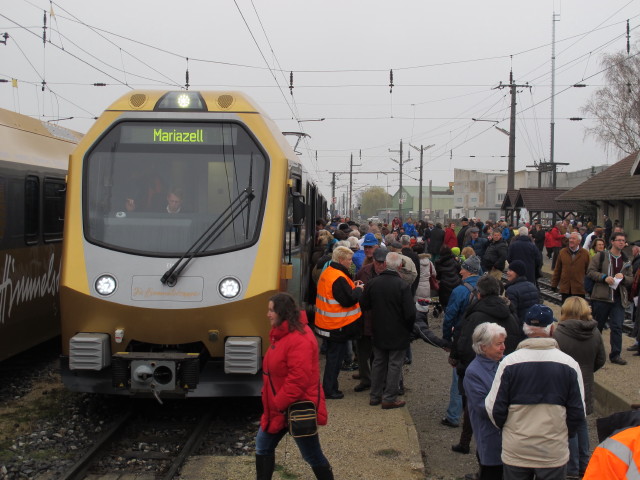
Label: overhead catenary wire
xmin=3 ymin=0 xmax=638 ymax=194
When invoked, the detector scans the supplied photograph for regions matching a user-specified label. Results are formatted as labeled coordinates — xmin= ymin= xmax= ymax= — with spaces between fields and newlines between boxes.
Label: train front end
xmin=60 ymin=91 xmax=293 ymax=398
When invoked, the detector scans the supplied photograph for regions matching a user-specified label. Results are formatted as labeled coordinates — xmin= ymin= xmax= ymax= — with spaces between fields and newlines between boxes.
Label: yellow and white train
xmin=60 ymin=90 xmax=326 ymax=399
xmin=0 ymin=108 xmax=82 ymax=362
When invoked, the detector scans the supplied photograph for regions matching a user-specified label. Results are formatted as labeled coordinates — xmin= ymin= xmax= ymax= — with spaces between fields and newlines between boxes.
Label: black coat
xmin=457 ymin=225 xmax=469 ymax=249
xmin=506 ymin=235 xmax=542 ymax=284
xmin=435 ymin=252 xmax=461 ymax=307
xmin=428 ymin=227 xmax=445 ymax=256
xmin=505 ymin=276 xmax=540 ymax=323
xmin=402 ymin=247 xmax=421 ymax=295
xmin=453 ymin=295 xmax=524 ymax=377
xmin=532 ymin=228 xmax=546 ymax=250
xmin=481 ymin=238 xmax=508 ymax=272
xmin=360 ymin=269 xmax=416 ymax=351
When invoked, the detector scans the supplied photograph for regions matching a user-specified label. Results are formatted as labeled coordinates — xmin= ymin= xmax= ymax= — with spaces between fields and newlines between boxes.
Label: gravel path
xmin=405 ymin=316 xmax=478 ymax=480
xmin=404 ymin=306 xmax=606 ymax=480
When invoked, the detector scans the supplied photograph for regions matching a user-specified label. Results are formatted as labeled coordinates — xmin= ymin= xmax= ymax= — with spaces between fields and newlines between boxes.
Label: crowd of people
xmin=256 ymin=213 xmax=640 ymax=480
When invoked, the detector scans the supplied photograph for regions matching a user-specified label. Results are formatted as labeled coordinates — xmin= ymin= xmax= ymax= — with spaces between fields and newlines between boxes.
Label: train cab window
xmin=84 ymin=121 xmax=267 ymax=256
xmin=43 ymin=178 xmax=66 ymax=242
xmin=25 ymin=176 xmax=40 ymax=245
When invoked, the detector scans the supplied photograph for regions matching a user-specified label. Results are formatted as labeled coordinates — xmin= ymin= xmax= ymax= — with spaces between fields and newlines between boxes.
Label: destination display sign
xmin=120 ymin=124 xmax=237 ymax=146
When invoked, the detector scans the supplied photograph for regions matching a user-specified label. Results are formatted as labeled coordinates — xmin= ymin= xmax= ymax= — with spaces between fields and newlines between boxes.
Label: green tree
xmin=359 ymin=186 xmax=391 ymax=217
xmin=582 ymin=47 xmax=640 ymax=154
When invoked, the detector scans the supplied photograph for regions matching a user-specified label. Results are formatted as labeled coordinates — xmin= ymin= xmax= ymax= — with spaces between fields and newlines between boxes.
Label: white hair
xmin=518 ymin=226 xmax=529 ymax=236
xmin=386 ymin=251 xmax=402 ymax=269
xmin=523 ymin=323 xmax=553 ymax=337
xmin=472 ymin=322 xmax=507 ymax=355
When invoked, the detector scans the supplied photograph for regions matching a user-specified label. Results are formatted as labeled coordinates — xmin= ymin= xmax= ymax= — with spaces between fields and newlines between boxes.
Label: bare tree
xmin=582 ymin=49 xmax=640 ymax=155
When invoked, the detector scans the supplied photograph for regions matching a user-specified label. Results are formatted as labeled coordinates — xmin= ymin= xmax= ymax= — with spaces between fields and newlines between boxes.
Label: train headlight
xmin=95 ymin=275 xmax=117 ymax=296
xmin=155 ymin=91 xmax=206 ymax=111
xmin=218 ymin=277 xmax=241 ymax=299
xmin=176 ymin=94 xmax=191 ymax=108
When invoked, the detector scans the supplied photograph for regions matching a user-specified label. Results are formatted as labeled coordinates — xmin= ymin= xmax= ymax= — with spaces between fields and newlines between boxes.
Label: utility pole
xmin=496 ymin=71 xmax=530 ymax=192
xmin=331 ymin=172 xmax=336 ymax=218
xmin=349 ymin=153 xmax=353 ymax=219
xmin=550 ymin=12 xmax=560 ymax=188
xmin=410 ymin=144 xmax=435 ymax=221
xmin=389 ymin=141 xmax=404 ymax=220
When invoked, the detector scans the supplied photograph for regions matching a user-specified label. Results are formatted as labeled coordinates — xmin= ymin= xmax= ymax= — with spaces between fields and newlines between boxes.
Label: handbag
xmin=428 ymin=262 xmax=440 ymax=292
xmin=287 ymin=400 xmax=318 ymax=438
xmin=267 ymin=373 xmax=320 ymax=438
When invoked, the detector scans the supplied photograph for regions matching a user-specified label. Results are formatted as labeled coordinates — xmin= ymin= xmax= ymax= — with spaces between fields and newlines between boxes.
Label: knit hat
xmin=524 ymin=304 xmax=555 ymax=327
xmin=508 ymin=260 xmax=527 ymax=277
xmin=362 ymin=233 xmax=378 ymax=246
xmin=451 ymin=247 xmax=461 ymax=256
xmin=461 ymin=255 xmax=481 ymax=275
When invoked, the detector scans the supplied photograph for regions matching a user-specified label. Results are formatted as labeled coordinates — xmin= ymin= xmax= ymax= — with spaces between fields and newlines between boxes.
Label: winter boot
xmin=312 ymin=464 xmax=335 ymax=480
xmin=255 ymin=454 xmax=275 ymax=480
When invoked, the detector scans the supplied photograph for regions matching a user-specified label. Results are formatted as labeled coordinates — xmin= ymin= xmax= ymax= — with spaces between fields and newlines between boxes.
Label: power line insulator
xmin=289 ymin=71 xmax=294 ymax=96
xmin=389 ymin=69 xmax=394 ymax=93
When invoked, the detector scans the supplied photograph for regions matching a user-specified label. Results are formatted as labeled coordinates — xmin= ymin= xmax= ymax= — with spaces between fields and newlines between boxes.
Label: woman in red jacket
xmin=256 ymin=293 xmax=333 ymax=480
xmin=444 ymin=222 xmax=458 ymax=249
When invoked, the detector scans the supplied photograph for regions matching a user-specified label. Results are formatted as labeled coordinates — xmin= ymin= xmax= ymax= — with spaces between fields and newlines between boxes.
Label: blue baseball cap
xmin=362 ymin=233 xmax=378 ymax=246
xmin=524 ymin=304 xmax=555 ymax=327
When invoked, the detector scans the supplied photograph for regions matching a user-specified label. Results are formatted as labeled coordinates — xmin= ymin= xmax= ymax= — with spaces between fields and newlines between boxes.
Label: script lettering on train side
xmin=0 ymin=253 xmax=60 ymax=325
xmin=153 ymin=128 xmax=204 ymax=143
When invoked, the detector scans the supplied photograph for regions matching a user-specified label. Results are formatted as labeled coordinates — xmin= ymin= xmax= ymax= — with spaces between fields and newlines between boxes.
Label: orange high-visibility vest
xmin=315 ymin=265 xmax=361 ymax=331
xmin=583 ymin=426 xmax=640 ymax=480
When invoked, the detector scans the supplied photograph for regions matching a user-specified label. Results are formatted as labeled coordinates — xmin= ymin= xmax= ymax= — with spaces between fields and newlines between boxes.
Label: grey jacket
xmin=586 ymin=251 xmax=633 ymax=307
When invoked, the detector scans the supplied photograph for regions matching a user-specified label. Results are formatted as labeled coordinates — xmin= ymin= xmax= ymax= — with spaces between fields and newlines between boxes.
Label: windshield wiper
xmin=160 ymin=187 xmax=255 ymax=287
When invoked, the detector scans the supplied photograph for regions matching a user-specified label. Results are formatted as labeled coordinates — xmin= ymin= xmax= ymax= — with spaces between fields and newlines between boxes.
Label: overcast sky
xmin=2 ymin=0 xmax=638 ymax=199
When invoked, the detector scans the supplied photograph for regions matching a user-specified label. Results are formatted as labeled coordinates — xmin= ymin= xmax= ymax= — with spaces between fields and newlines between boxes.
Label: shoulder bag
xmin=268 ymin=372 xmax=320 ymax=438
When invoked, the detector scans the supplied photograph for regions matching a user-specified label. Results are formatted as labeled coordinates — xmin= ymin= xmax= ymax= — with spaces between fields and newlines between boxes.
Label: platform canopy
xmin=501 ymin=188 xmax=582 ymax=224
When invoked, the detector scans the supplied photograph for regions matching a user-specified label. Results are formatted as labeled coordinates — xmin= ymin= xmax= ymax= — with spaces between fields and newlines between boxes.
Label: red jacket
xmin=260 ymin=315 xmax=327 ymax=434
xmin=547 ymin=227 xmax=565 ymax=248
xmin=444 ymin=227 xmax=458 ymax=248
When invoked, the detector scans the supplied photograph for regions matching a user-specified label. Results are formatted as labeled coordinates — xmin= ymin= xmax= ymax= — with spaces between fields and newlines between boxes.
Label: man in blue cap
xmin=353 ymin=233 xmax=378 ymax=273
xmin=486 ymin=304 xmax=585 ymax=480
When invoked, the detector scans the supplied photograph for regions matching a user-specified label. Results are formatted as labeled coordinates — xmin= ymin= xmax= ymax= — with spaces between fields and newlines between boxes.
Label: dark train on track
xmin=60 ymin=90 xmax=326 ymax=399
xmin=0 ymin=108 xmax=82 ymax=362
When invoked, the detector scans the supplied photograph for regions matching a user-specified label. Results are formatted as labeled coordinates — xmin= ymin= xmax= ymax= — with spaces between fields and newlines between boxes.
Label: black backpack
xmin=462 ymin=281 xmax=479 ymax=313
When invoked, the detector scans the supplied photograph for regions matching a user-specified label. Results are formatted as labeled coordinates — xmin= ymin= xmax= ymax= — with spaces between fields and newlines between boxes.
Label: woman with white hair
xmin=462 ymin=322 xmax=507 ymax=480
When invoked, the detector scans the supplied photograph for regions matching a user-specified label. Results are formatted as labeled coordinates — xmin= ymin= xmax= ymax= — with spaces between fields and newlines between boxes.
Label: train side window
xmin=25 ymin=175 xmax=40 ymax=245
xmin=43 ymin=178 xmax=66 ymax=242
xmin=0 ymin=177 xmax=5 ymax=243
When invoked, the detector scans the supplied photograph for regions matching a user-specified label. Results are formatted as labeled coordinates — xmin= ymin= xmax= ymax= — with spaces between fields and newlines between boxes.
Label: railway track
xmin=506 ymin=272 xmax=635 ymax=333
xmin=59 ymin=401 xmax=216 ymax=480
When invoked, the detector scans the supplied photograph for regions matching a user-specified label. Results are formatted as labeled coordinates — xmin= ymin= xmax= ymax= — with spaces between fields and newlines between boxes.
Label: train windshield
xmin=84 ymin=121 xmax=267 ymax=256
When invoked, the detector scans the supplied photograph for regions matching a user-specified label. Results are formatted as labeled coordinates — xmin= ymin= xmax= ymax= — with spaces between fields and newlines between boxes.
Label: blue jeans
xmin=568 ymin=417 xmax=590 ymax=475
xmin=445 ymin=368 xmax=462 ymax=424
xmin=323 ymin=340 xmax=347 ymax=395
xmin=255 ymin=427 xmax=329 ymax=468
xmin=593 ymin=298 xmax=625 ymax=359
